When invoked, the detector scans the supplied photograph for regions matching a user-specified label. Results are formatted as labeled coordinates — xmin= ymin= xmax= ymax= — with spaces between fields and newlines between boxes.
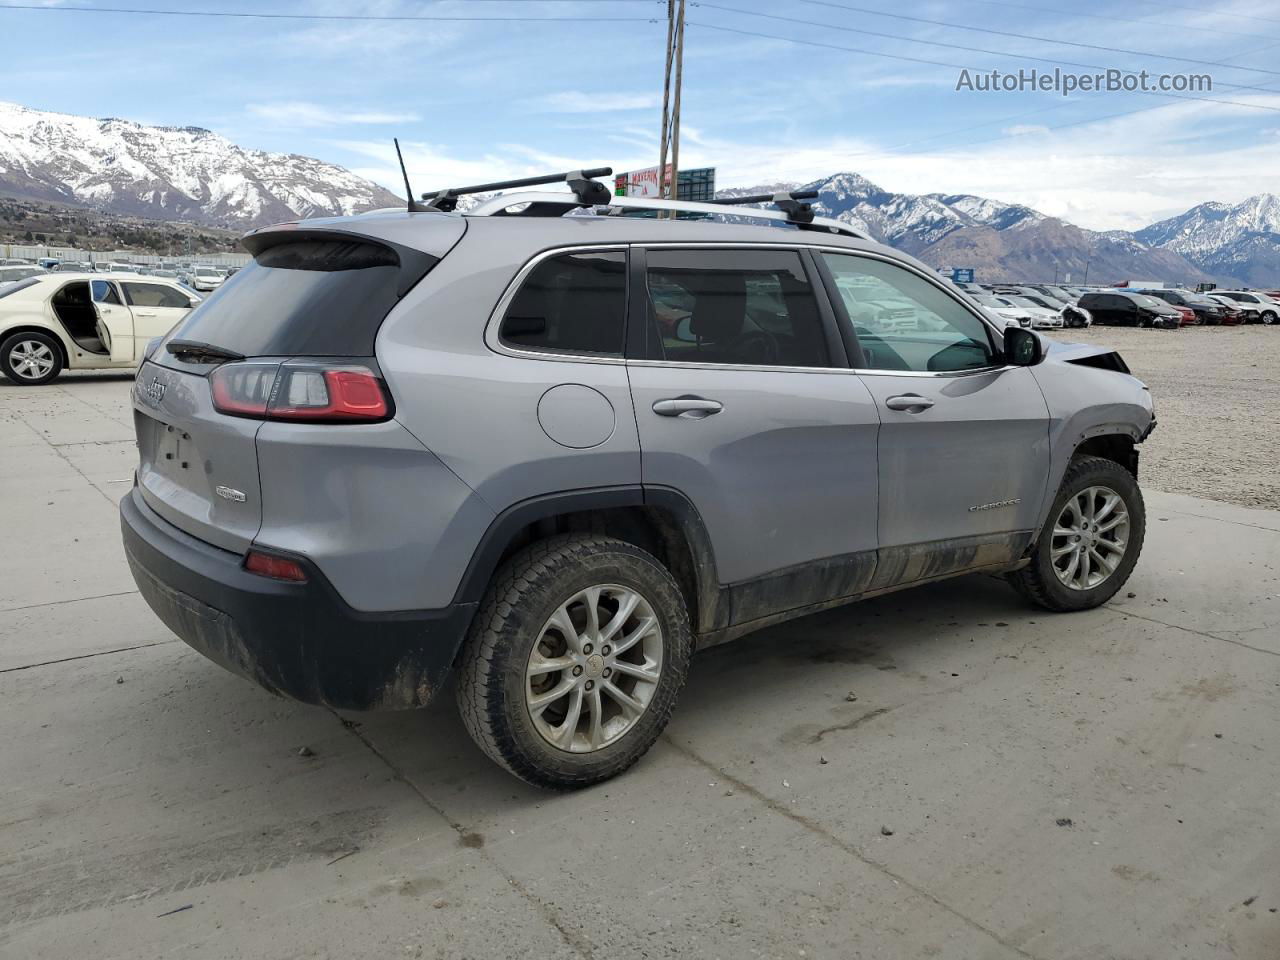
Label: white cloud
xmin=246 ymin=102 xmax=418 ymax=129
xmin=334 ymin=92 xmax=1280 ymax=231
xmin=530 ymin=91 xmax=659 ymax=113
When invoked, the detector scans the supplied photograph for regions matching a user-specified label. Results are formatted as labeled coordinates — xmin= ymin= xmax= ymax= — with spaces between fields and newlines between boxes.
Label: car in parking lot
xmin=1214 ymin=291 xmax=1280 ymax=324
xmin=1079 ymin=291 xmax=1183 ymax=328
xmin=183 ymin=266 xmax=226 ymax=292
xmin=968 ymin=293 xmax=1032 ymax=328
xmin=0 ymin=264 xmax=47 ymax=287
xmin=120 ymin=176 xmax=1155 ymax=788
xmin=0 ymin=273 xmax=200 ymax=384
xmin=1134 ymin=288 xmax=1228 ymax=325
xmin=1205 ymin=294 xmax=1253 ymax=324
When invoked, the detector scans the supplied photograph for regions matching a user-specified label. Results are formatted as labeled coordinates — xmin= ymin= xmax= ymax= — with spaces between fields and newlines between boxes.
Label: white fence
xmin=1 ymin=243 xmax=251 ymax=267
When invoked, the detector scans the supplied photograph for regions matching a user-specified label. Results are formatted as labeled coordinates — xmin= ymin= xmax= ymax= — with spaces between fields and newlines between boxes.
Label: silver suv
xmin=120 ymin=173 xmax=1155 ymax=788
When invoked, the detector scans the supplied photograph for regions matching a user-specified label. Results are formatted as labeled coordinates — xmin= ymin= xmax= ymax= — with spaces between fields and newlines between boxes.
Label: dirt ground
xmin=1046 ymin=324 xmax=1280 ymax=509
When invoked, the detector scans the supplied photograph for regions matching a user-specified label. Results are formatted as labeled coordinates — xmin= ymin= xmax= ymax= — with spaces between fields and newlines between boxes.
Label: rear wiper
xmin=166 ymin=339 xmax=245 ymax=364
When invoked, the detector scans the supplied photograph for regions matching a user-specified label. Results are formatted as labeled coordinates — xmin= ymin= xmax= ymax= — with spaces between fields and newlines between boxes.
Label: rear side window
xmin=164 ymin=238 xmax=434 ymax=358
xmin=499 ymin=251 xmax=627 ymax=356
xmin=643 ymin=248 xmax=829 ymax=367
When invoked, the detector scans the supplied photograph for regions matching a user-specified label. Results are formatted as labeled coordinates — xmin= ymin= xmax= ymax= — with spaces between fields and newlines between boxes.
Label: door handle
xmin=652 ymin=397 xmax=723 ymax=419
xmin=885 ymin=394 xmax=935 ymax=412
xmin=134 ymin=311 xmax=157 ymax=317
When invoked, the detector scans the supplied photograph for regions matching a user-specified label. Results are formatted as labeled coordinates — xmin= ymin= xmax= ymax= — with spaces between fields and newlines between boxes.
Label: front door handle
xmin=652 ymin=397 xmax=723 ymax=419
xmin=885 ymin=394 xmax=935 ymax=412
xmin=134 ymin=311 xmax=157 ymax=317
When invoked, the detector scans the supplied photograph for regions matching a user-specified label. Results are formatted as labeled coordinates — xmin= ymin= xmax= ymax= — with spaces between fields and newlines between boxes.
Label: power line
xmin=951 ymin=0 xmax=1280 ymax=47
xmin=693 ymin=4 xmax=1280 ymax=99
xmin=686 ymin=20 xmax=1280 ymax=114
xmin=0 ymin=2 xmax=663 ymax=21
xmin=785 ymin=0 xmax=1280 ymax=78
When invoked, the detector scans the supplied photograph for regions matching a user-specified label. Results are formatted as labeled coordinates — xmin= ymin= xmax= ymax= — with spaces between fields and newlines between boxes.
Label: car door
xmin=121 ymin=281 xmax=194 ymax=359
xmin=90 ymin=278 xmax=133 ymax=362
xmin=625 ymin=246 xmax=881 ymax=627
xmin=819 ymin=250 xmax=1050 ymax=589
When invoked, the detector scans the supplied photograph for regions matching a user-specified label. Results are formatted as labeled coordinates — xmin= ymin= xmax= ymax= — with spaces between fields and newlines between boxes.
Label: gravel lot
xmin=1046 ymin=324 xmax=1280 ymax=509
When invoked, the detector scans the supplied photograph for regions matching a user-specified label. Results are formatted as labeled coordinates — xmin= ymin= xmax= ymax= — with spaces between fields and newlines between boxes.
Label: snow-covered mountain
xmin=720 ymin=172 xmax=1214 ymax=285
xmin=1135 ymin=194 xmax=1280 ymax=287
xmin=0 ymin=101 xmax=399 ymax=228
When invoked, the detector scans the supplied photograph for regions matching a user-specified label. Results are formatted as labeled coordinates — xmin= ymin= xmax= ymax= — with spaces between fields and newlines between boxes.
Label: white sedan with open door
xmin=0 ymin=273 xmax=201 ymax=385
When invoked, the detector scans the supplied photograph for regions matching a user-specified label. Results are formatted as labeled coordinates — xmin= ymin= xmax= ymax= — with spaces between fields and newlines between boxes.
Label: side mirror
xmin=1003 ymin=326 xmax=1043 ymax=366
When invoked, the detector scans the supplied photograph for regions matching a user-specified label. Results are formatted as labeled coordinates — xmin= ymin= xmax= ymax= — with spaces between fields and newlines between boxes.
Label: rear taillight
xmin=244 ymin=549 xmax=308 ymax=582
xmin=210 ymin=361 xmax=390 ymax=423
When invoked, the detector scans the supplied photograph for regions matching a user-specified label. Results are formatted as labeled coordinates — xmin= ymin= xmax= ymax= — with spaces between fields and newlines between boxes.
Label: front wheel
xmin=1008 ymin=455 xmax=1145 ymax=612
xmin=456 ymin=534 xmax=692 ymax=789
xmin=1262 ymin=311 xmax=1277 ymax=326
xmin=1 ymin=331 xmax=63 ymax=385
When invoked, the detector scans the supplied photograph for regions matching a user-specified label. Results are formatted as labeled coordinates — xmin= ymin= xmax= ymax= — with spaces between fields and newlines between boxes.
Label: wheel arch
xmin=1071 ymin=430 xmax=1139 ymax=477
xmin=451 ymin=486 xmax=725 ymax=636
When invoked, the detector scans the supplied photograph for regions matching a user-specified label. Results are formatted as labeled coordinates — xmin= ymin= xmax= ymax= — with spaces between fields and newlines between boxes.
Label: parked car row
xmin=950 ymin=279 xmax=1280 ymax=330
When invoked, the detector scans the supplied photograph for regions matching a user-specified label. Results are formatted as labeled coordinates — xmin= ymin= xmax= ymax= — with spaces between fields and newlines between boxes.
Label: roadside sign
xmin=950 ymin=268 xmax=975 ymax=283
xmin=614 ymin=166 xmax=715 ymax=202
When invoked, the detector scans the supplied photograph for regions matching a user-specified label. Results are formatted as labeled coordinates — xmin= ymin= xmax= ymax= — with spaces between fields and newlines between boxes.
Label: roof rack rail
xmin=465 ymin=191 xmax=871 ymax=241
xmin=421 ymin=167 xmax=613 ymax=211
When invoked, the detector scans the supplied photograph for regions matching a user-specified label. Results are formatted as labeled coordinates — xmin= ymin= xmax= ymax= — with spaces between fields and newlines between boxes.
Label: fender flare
xmin=450 ymin=485 xmax=725 ymax=632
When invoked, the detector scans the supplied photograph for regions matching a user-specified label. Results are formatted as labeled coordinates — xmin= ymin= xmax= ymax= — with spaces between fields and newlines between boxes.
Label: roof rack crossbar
xmin=708 ymin=189 xmax=819 ymax=206
xmin=423 ymin=167 xmax=612 ymax=211
xmin=709 ymin=189 xmax=820 ymax=225
xmin=464 ymin=192 xmax=872 ymax=241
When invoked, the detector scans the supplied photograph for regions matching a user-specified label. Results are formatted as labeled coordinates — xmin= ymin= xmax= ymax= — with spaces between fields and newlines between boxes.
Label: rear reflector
xmin=210 ymin=361 xmax=390 ymax=422
xmin=244 ymin=549 xmax=308 ymax=582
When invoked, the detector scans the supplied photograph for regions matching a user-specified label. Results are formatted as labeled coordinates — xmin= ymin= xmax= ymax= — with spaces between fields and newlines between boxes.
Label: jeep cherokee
xmin=121 ymin=175 xmax=1155 ymax=788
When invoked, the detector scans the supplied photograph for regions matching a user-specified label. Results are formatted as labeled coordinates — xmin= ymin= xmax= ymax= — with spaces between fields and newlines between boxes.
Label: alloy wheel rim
xmin=8 ymin=340 xmax=55 ymax=380
xmin=525 ymin=583 xmax=663 ymax=754
xmin=1051 ymin=485 xmax=1130 ymax=591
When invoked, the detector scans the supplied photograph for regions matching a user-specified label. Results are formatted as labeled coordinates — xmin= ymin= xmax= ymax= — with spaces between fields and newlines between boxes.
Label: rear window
xmin=163 ymin=238 xmax=433 ymax=358
xmin=0 ymin=277 xmax=42 ymax=299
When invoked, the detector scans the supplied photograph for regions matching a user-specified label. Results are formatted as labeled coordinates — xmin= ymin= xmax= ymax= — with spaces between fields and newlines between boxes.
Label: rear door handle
xmin=134 ymin=311 xmax=157 ymax=317
xmin=653 ymin=397 xmax=723 ymax=419
xmin=885 ymin=394 xmax=935 ymax=412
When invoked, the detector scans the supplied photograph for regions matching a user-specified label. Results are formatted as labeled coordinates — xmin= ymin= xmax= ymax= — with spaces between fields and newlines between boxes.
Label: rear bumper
xmin=120 ymin=487 xmax=476 ymax=710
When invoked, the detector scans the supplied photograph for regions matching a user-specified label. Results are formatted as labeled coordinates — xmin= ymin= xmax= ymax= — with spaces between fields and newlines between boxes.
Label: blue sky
xmin=5 ymin=0 xmax=1280 ymax=229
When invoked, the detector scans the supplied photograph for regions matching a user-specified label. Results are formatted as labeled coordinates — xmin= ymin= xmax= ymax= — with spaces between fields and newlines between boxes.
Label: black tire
xmin=456 ymin=534 xmax=693 ymax=789
xmin=1262 ymin=311 xmax=1278 ymax=326
xmin=1008 ymin=455 xmax=1146 ymax=612
xmin=1 ymin=331 xmax=63 ymax=385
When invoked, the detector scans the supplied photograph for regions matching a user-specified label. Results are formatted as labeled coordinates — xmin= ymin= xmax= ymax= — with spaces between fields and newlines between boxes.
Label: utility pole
xmin=657 ymin=0 xmax=686 ymax=204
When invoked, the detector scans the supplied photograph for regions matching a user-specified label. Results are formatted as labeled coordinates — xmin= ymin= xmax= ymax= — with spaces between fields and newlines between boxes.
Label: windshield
xmin=194 ymin=268 xmax=220 ymax=277
xmin=1132 ymin=295 xmax=1164 ymax=308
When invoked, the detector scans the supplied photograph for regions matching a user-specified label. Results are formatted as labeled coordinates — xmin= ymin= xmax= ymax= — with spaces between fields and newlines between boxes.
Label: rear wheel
xmin=456 ymin=534 xmax=692 ymax=789
xmin=1262 ymin=310 xmax=1277 ymax=326
xmin=1 ymin=331 xmax=63 ymax=385
xmin=1008 ymin=455 xmax=1145 ymax=612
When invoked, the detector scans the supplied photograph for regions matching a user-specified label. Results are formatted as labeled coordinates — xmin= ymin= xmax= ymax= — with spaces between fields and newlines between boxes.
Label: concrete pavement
xmin=2 ymin=372 xmax=1277 ymax=960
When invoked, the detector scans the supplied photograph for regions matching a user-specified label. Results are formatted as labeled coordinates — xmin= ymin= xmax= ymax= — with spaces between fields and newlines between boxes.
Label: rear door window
xmin=91 ymin=279 xmax=122 ymax=305
xmin=161 ymin=237 xmax=437 ymax=359
xmin=498 ymin=250 xmax=627 ymax=356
